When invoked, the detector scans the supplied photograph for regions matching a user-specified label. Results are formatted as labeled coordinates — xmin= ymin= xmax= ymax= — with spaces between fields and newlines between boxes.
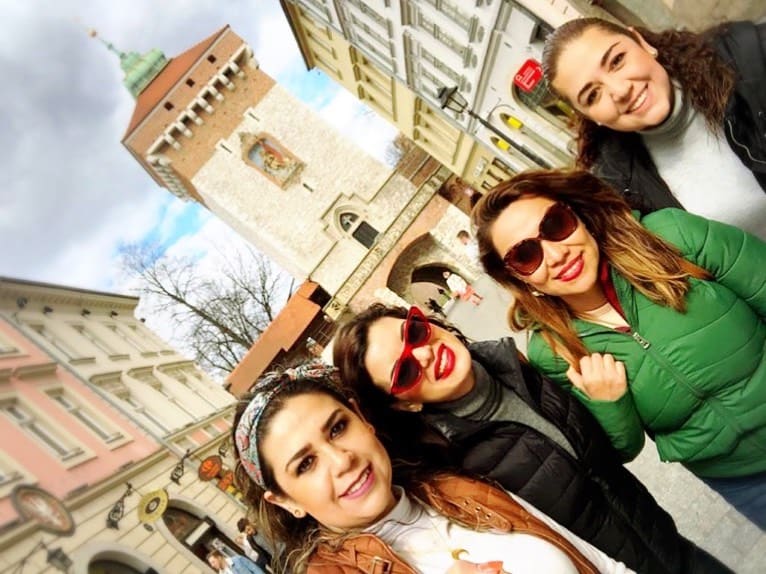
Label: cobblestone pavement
xmin=447 ymin=275 xmax=765 ymax=573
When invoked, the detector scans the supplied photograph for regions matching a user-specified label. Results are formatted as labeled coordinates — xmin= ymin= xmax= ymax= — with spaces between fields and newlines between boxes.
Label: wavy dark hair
xmin=471 ymin=169 xmax=710 ymax=362
xmin=541 ymin=17 xmax=736 ymax=168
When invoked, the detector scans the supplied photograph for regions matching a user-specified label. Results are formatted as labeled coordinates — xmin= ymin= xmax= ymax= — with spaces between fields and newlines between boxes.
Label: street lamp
xmin=437 ymin=86 xmax=551 ymax=169
xmin=15 ymin=541 xmax=73 ymax=573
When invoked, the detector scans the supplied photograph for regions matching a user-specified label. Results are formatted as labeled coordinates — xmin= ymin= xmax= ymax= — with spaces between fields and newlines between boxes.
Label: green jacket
xmin=528 ymin=208 xmax=766 ymax=478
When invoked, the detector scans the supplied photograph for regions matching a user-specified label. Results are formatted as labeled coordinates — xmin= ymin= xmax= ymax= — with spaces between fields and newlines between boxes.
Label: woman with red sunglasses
xmin=333 ymin=304 xmax=730 ymax=573
xmin=473 ymin=168 xmax=766 ymax=531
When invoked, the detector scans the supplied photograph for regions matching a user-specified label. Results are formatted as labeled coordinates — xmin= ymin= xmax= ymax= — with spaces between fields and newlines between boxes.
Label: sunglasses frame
xmin=390 ymin=306 xmax=432 ymax=396
xmin=502 ymin=202 xmax=579 ymax=276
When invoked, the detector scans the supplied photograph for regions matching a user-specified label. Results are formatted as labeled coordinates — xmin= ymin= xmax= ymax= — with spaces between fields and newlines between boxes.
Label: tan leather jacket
xmin=306 ymin=474 xmax=598 ymax=574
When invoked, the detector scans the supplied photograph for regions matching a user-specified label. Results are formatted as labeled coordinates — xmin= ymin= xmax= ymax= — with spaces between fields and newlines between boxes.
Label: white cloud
xmin=316 ymin=89 xmax=399 ymax=165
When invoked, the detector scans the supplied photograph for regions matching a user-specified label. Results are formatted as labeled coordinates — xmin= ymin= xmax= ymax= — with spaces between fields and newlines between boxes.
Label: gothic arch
xmin=71 ymin=542 xmax=162 ymax=574
xmin=154 ymin=495 xmax=241 ymax=569
xmin=386 ymin=233 xmax=467 ymax=302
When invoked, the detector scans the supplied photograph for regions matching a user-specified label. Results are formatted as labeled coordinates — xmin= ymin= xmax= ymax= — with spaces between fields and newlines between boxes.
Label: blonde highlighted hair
xmin=471 ymin=170 xmax=709 ymax=362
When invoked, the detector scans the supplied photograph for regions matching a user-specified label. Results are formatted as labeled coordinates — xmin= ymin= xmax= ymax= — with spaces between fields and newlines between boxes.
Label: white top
xmin=446 ymin=273 xmax=469 ymax=295
xmin=641 ymin=86 xmax=766 ymax=240
xmin=365 ymin=487 xmax=633 ymax=574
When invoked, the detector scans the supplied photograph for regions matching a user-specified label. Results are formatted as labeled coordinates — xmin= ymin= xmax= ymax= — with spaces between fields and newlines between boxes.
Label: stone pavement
xmin=446 ymin=275 xmax=765 ymax=573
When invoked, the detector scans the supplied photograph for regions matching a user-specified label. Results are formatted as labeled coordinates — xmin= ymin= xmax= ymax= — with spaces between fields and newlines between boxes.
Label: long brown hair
xmin=232 ymin=375 xmax=349 ymax=573
xmin=541 ymin=17 xmax=736 ymax=168
xmin=471 ymin=169 xmax=709 ymax=362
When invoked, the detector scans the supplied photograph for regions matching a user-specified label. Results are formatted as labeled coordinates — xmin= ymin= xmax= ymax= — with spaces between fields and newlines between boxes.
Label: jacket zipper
xmin=579 ymin=322 xmax=764 ymax=459
xmin=726 ymin=119 xmax=766 ymax=166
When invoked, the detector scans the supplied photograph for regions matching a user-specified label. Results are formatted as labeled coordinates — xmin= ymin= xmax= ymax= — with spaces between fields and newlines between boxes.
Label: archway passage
xmin=88 ymin=561 xmax=147 ymax=574
xmin=163 ymin=505 xmax=240 ymax=564
xmin=387 ymin=234 xmax=460 ymax=305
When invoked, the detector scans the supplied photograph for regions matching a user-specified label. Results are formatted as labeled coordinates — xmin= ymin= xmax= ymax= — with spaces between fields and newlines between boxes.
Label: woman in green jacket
xmin=472 ymin=169 xmax=766 ymax=529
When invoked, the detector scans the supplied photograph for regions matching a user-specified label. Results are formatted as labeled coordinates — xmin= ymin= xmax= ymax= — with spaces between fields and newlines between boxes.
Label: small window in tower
xmin=207 ymin=54 xmax=217 ymax=64
xmin=186 ymin=78 xmax=195 ymax=87
xmin=164 ymin=102 xmax=174 ymax=111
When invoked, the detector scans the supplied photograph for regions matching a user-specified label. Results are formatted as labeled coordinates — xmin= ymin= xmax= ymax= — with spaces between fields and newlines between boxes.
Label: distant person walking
xmin=443 ymin=270 xmax=483 ymax=306
xmin=236 ymin=518 xmax=272 ymax=571
xmin=457 ymin=229 xmax=481 ymax=267
xmin=207 ymin=549 xmax=265 ymax=574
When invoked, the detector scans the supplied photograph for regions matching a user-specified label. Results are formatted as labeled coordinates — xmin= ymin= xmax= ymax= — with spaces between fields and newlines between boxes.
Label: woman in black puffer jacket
xmin=333 ymin=303 xmax=731 ymax=574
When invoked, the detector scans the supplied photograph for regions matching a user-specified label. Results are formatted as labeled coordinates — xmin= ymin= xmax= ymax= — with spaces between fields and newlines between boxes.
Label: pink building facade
xmin=0 ymin=317 xmax=160 ymax=528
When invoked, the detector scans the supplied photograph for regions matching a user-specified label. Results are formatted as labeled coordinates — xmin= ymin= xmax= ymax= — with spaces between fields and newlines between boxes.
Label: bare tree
xmin=119 ymin=242 xmax=288 ymax=375
xmin=384 ymin=132 xmax=418 ymax=167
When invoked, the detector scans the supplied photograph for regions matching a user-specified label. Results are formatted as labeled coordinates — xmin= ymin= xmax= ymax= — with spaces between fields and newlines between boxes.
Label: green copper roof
xmin=94 ymin=32 xmax=168 ymax=98
xmin=120 ymin=48 xmax=168 ymax=98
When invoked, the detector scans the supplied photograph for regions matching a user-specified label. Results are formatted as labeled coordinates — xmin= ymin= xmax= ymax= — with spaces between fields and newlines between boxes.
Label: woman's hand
xmin=446 ymin=560 xmax=505 ymax=574
xmin=566 ymin=353 xmax=627 ymax=401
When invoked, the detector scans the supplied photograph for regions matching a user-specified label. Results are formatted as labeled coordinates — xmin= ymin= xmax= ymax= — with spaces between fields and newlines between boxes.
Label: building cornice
xmin=14 ymin=361 xmax=58 ymax=380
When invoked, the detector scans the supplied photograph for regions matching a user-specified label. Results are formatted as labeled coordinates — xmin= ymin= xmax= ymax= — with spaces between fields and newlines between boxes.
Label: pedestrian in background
xmin=332 ymin=303 xmax=729 ymax=573
xmin=236 ymin=517 xmax=272 ymax=571
xmin=206 ymin=548 xmax=265 ymax=574
xmin=541 ymin=17 xmax=766 ymax=239
xmin=457 ymin=229 xmax=481 ymax=267
xmin=443 ymin=271 xmax=483 ymax=306
xmin=473 ymin=169 xmax=766 ymax=530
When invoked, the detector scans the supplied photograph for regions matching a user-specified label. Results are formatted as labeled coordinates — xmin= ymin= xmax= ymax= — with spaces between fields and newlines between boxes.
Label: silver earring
xmin=293 ymin=509 xmax=304 ymax=518
xmin=531 ymin=289 xmax=545 ymax=297
xmin=650 ymin=48 xmax=658 ymax=58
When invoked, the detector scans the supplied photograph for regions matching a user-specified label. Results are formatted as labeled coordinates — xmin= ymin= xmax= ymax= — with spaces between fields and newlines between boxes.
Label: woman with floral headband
xmin=332 ymin=303 xmax=729 ymax=574
xmin=231 ymin=361 xmax=634 ymax=574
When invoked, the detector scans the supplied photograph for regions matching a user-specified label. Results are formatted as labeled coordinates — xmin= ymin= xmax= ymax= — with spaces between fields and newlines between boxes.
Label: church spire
xmin=89 ymin=29 xmax=169 ymax=99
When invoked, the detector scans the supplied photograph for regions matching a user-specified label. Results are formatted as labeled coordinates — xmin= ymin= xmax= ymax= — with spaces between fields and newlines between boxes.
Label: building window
xmin=47 ymin=390 xmax=124 ymax=444
xmin=207 ymin=54 xmax=217 ymax=63
xmin=186 ymin=78 xmax=195 ymax=87
xmin=164 ymin=102 xmax=174 ymax=111
xmin=1 ymin=401 xmax=83 ymax=460
xmin=0 ymin=455 xmax=23 ymax=489
xmin=106 ymin=325 xmax=149 ymax=353
xmin=339 ymin=211 xmax=379 ymax=249
xmin=0 ymin=331 xmax=17 ymax=355
xmin=123 ymin=395 xmax=170 ymax=434
xmin=29 ymin=325 xmax=79 ymax=359
xmin=72 ymin=325 xmax=115 ymax=356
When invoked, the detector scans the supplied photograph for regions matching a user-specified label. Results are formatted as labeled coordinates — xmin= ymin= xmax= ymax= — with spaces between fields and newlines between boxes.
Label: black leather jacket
xmin=591 ymin=21 xmax=766 ymax=212
xmin=423 ymin=338 xmax=730 ymax=574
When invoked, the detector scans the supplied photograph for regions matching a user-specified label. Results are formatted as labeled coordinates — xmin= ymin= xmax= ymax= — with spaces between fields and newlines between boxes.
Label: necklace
xmin=372 ymin=490 xmax=510 ymax=573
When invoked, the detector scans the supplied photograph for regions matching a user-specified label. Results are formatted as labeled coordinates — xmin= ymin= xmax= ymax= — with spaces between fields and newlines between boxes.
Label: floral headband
xmin=234 ymin=360 xmax=340 ymax=488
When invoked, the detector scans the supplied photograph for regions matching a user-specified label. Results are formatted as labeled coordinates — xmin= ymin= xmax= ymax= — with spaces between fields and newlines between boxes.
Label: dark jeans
xmin=702 ymin=470 xmax=766 ymax=531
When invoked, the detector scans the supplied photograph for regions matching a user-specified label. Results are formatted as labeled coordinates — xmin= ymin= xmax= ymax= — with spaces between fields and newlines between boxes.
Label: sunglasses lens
xmin=405 ymin=315 xmax=429 ymax=346
xmin=507 ymin=239 xmax=543 ymax=276
xmin=392 ymin=358 xmax=421 ymax=395
xmin=541 ymin=203 xmax=578 ymax=241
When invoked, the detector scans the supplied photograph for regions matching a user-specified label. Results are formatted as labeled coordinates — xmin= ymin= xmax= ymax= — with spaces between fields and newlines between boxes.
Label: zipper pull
xmin=632 ymin=331 xmax=651 ymax=349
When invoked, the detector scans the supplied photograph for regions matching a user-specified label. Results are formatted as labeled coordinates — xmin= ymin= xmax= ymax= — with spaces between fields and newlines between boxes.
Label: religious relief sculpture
xmin=240 ymin=132 xmax=303 ymax=188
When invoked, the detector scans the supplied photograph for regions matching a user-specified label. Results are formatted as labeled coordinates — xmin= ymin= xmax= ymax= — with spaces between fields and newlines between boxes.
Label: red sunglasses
xmin=503 ymin=202 xmax=579 ymax=276
xmin=390 ymin=306 xmax=431 ymax=396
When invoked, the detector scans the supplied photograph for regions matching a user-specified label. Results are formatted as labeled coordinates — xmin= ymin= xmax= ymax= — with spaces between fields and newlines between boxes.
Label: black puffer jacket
xmin=591 ymin=21 xmax=766 ymax=213
xmin=423 ymin=338 xmax=730 ymax=574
